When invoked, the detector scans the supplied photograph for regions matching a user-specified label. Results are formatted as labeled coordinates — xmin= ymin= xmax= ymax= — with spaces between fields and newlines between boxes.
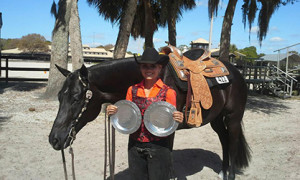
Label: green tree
xmin=208 ymin=0 xmax=296 ymax=61
xmin=160 ymin=0 xmax=196 ymax=46
xmin=289 ymin=51 xmax=299 ymax=55
xmin=1 ymin=38 xmax=20 ymax=50
xmin=130 ymin=0 xmax=159 ymax=48
xmin=87 ymin=0 xmax=138 ymax=59
xmin=229 ymin=44 xmax=238 ymax=53
xmin=242 ymin=0 xmax=297 ymax=45
xmin=88 ymin=0 xmax=196 ymax=54
xmin=18 ymin=34 xmax=49 ymax=54
xmin=239 ymin=46 xmax=258 ymax=58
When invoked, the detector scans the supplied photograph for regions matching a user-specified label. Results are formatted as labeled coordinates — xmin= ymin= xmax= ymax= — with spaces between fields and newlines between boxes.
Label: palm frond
xmin=86 ymin=0 xmax=125 ymax=24
xmin=208 ymin=0 xmax=220 ymax=20
xmin=51 ymin=0 xmax=57 ymax=18
xmin=257 ymin=0 xmax=281 ymax=45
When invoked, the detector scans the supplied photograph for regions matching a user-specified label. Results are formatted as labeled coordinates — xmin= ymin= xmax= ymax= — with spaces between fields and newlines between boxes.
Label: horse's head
xmin=49 ymin=64 xmax=95 ymax=150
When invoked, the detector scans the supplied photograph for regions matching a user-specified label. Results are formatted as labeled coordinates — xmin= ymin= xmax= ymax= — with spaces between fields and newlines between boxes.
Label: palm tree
xmin=209 ymin=0 xmax=297 ymax=62
xmin=131 ymin=0 xmax=196 ymax=48
xmin=130 ymin=0 xmax=160 ymax=48
xmin=242 ymin=0 xmax=296 ymax=45
xmin=114 ymin=0 xmax=138 ymax=59
xmin=209 ymin=0 xmax=238 ymax=62
xmin=89 ymin=0 xmax=197 ymax=52
xmin=160 ymin=0 xmax=196 ymax=47
xmin=87 ymin=0 xmax=138 ymax=59
xmin=45 ymin=0 xmax=73 ymax=98
xmin=69 ymin=0 xmax=84 ymax=70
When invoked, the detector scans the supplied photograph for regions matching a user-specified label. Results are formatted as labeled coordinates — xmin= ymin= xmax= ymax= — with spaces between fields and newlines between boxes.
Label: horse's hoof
xmin=228 ymin=174 xmax=235 ymax=180
xmin=218 ymin=170 xmax=227 ymax=180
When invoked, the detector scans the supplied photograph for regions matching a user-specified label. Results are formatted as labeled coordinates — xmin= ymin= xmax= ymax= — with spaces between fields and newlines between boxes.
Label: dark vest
xmin=130 ymin=85 xmax=169 ymax=142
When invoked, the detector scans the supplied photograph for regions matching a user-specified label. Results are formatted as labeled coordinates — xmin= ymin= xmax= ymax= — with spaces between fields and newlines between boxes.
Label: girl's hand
xmin=106 ymin=105 xmax=118 ymax=116
xmin=173 ymin=111 xmax=183 ymax=123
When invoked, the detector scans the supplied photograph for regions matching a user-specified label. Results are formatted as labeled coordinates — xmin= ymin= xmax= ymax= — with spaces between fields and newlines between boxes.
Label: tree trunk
xmin=45 ymin=0 xmax=72 ymax=99
xmin=168 ymin=16 xmax=177 ymax=47
xmin=219 ymin=0 xmax=238 ymax=62
xmin=69 ymin=0 xmax=83 ymax=70
xmin=113 ymin=0 xmax=138 ymax=59
xmin=144 ymin=0 xmax=154 ymax=48
xmin=168 ymin=3 xmax=177 ymax=47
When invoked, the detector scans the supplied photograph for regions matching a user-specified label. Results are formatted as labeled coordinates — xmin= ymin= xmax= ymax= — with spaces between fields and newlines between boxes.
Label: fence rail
xmin=0 ymin=54 xmax=109 ymax=83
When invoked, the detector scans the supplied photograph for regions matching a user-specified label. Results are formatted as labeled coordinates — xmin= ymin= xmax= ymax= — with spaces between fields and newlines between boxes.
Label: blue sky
xmin=1 ymin=0 xmax=300 ymax=55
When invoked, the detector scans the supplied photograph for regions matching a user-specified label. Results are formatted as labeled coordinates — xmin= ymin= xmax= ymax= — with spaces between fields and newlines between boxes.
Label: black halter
xmin=67 ymin=75 xmax=93 ymax=146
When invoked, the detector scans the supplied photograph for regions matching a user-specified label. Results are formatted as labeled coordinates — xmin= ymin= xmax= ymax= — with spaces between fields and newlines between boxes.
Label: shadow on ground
xmin=0 ymin=116 xmax=12 ymax=131
xmin=111 ymin=148 xmax=221 ymax=180
xmin=0 ymin=82 xmax=46 ymax=94
xmin=246 ymin=94 xmax=290 ymax=114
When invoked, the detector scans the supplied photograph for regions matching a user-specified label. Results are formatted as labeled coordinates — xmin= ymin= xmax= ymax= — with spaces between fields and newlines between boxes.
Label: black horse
xmin=49 ymin=49 xmax=251 ymax=180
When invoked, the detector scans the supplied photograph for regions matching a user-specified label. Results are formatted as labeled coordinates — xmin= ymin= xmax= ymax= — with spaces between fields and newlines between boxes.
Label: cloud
xmin=86 ymin=42 xmax=102 ymax=47
xmin=196 ymin=0 xmax=206 ymax=7
xmin=270 ymin=26 xmax=279 ymax=32
xmin=153 ymin=38 xmax=163 ymax=43
xmin=191 ymin=31 xmax=200 ymax=36
xmin=176 ymin=35 xmax=185 ymax=40
xmin=250 ymin=26 xmax=259 ymax=33
xmin=196 ymin=0 xmax=226 ymax=8
xmin=86 ymin=33 xmax=105 ymax=40
xmin=269 ymin=37 xmax=284 ymax=42
xmin=290 ymin=33 xmax=300 ymax=38
xmin=128 ymin=37 xmax=144 ymax=54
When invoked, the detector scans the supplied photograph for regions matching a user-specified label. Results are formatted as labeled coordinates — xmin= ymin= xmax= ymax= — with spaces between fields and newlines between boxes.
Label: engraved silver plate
xmin=110 ymin=100 xmax=142 ymax=134
xmin=144 ymin=101 xmax=178 ymax=137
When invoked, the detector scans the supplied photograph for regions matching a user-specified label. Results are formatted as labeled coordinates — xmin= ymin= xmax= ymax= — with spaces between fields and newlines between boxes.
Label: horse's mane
xmin=88 ymin=57 xmax=137 ymax=71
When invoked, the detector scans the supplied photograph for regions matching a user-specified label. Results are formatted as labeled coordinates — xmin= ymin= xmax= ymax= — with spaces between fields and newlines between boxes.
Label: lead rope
xmin=104 ymin=112 xmax=108 ymax=180
xmin=104 ymin=109 xmax=115 ymax=180
xmin=69 ymin=145 xmax=76 ymax=180
xmin=61 ymin=130 xmax=76 ymax=180
xmin=61 ymin=149 xmax=68 ymax=180
xmin=108 ymin=117 xmax=115 ymax=180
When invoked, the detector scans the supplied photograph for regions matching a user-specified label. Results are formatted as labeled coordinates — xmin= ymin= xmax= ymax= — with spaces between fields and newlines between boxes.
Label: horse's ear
xmin=79 ymin=64 xmax=88 ymax=78
xmin=55 ymin=64 xmax=71 ymax=77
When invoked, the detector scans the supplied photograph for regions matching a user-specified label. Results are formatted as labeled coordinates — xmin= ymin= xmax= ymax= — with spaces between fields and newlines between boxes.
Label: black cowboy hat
xmin=135 ymin=47 xmax=169 ymax=67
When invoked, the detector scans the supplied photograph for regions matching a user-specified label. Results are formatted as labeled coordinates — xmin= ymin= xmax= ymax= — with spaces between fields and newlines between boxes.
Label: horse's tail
xmin=235 ymin=125 xmax=252 ymax=169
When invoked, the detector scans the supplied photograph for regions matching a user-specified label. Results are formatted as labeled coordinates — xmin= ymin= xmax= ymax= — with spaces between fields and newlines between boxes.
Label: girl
xmin=107 ymin=47 xmax=183 ymax=180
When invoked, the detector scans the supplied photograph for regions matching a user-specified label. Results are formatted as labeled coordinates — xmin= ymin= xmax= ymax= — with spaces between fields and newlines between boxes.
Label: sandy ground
xmin=0 ymin=82 xmax=300 ymax=180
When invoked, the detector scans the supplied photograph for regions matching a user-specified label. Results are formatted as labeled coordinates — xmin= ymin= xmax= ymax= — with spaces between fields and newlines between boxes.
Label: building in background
xmin=2 ymin=44 xmax=133 ymax=59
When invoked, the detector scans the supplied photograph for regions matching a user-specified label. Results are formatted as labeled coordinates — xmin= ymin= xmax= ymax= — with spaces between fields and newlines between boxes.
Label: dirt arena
xmin=0 ymin=82 xmax=299 ymax=180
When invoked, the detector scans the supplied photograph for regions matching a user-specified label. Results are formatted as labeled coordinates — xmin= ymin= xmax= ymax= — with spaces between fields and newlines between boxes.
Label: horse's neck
xmin=88 ymin=58 xmax=142 ymax=93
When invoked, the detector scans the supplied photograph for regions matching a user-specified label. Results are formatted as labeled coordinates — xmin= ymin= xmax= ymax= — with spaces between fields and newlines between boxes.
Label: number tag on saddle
xmin=215 ymin=76 xmax=229 ymax=84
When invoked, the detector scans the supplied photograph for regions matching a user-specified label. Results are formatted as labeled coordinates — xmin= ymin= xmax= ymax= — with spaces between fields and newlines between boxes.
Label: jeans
xmin=128 ymin=138 xmax=173 ymax=180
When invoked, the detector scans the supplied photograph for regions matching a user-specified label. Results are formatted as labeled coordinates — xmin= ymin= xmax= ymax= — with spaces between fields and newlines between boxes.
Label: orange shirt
xmin=126 ymin=79 xmax=176 ymax=107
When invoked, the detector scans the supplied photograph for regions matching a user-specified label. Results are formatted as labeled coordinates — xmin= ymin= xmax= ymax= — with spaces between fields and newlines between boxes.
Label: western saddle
xmin=161 ymin=45 xmax=230 ymax=127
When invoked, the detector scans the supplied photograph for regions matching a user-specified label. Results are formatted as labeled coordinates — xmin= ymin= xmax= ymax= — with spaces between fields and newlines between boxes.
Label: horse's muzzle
xmin=49 ymin=133 xmax=69 ymax=151
xmin=51 ymin=137 xmax=62 ymax=150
